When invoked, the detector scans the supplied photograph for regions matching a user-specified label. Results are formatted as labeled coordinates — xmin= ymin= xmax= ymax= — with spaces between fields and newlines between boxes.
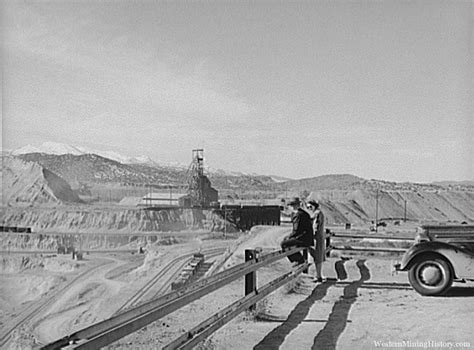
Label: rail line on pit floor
xmin=116 ymin=247 xmax=227 ymax=313
xmin=0 ymin=259 xmax=114 ymax=348
xmin=152 ymin=249 xmax=226 ymax=297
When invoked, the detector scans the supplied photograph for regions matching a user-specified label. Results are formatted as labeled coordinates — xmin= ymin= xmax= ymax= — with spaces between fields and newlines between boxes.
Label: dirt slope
xmin=1 ymin=156 xmax=81 ymax=207
xmin=310 ymin=189 xmax=474 ymax=224
xmin=1 ymin=207 xmax=233 ymax=233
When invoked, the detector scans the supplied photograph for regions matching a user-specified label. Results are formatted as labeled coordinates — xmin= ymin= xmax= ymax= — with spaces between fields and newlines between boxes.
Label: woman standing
xmin=307 ymin=200 xmax=326 ymax=282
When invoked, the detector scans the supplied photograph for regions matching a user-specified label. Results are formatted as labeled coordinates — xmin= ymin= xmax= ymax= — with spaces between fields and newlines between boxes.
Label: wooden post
xmin=224 ymin=209 xmax=227 ymax=239
xmin=302 ymin=248 xmax=308 ymax=273
xmin=325 ymin=229 xmax=331 ymax=257
xmin=404 ymin=199 xmax=407 ymax=223
xmin=244 ymin=249 xmax=257 ymax=311
xmin=375 ymin=188 xmax=379 ymax=233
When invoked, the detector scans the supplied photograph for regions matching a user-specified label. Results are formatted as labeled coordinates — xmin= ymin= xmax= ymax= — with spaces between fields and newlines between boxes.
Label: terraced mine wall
xmin=0 ymin=231 xmax=180 ymax=252
xmin=311 ymin=189 xmax=474 ymax=224
xmin=1 ymin=204 xmax=283 ymax=234
xmin=0 ymin=207 xmax=233 ymax=234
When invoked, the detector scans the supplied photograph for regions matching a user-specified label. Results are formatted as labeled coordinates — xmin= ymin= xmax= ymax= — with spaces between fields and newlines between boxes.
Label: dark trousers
xmin=281 ymin=237 xmax=309 ymax=264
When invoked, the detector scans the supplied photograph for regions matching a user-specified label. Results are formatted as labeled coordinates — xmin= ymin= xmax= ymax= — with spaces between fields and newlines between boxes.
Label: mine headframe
xmin=185 ymin=149 xmax=218 ymax=207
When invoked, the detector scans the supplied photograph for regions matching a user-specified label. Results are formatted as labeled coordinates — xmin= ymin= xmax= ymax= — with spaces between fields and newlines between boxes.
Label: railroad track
xmin=116 ymin=247 xmax=226 ymax=313
xmin=152 ymin=248 xmax=225 ymax=296
xmin=40 ymin=246 xmax=305 ymax=350
xmin=0 ymin=259 xmax=114 ymax=348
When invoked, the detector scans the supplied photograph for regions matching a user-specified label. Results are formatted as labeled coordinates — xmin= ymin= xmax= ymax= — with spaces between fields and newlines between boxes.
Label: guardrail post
xmin=325 ymin=229 xmax=332 ymax=257
xmin=244 ymin=249 xmax=257 ymax=311
xmin=302 ymin=248 xmax=308 ymax=273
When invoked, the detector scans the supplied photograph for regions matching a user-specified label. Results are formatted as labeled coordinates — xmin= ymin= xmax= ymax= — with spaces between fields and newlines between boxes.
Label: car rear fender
xmin=399 ymin=242 xmax=474 ymax=279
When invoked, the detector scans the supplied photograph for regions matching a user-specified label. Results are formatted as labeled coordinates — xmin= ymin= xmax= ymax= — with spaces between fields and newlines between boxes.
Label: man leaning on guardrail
xmin=280 ymin=197 xmax=314 ymax=266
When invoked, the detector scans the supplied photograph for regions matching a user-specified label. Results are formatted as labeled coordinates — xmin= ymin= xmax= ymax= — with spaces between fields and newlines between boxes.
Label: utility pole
xmin=404 ymin=199 xmax=407 ymax=223
xmin=224 ymin=208 xmax=227 ymax=239
xmin=375 ymin=188 xmax=379 ymax=233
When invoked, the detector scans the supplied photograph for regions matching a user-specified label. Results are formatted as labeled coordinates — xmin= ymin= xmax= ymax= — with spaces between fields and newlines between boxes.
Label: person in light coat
xmin=307 ymin=200 xmax=326 ymax=282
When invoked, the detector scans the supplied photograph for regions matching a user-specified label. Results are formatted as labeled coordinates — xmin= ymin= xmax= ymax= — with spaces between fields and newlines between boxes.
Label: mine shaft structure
xmin=185 ymin=149 xmax=218 ymax=207
xmin=144 ymin=148 xmax=280 ymax=231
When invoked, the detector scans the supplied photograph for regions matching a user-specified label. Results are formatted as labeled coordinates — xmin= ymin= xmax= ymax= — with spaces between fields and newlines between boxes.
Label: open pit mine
xmin=1 ymin=149 xmax=473 ymax=349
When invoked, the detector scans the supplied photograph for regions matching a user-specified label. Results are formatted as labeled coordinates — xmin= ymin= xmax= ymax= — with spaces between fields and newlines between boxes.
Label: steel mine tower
xmin=185 ymin=149 xmax=218 ymax=207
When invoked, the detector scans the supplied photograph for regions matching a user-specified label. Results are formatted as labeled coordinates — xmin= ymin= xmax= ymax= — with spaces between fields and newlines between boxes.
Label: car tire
xmin=408 ymin=255 xmax=453 ymax=296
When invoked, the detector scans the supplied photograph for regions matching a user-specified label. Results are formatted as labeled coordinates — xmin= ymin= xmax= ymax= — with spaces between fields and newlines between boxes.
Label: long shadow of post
xmin=335 ymin=259 xmax=348 ymax=281
xmin=312 ymin=260 xmax=370 ymax=350
xmin=254 ymin=260 xmax=348 ymax=350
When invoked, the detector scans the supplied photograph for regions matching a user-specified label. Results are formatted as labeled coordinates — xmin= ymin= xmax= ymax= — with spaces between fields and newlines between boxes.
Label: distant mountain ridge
xmin=275 ymin=174 xmax=365 ymax=191
xmin=17 ymin=153 xmax=187 ymax=188
xmin=12 ymin=141 xmax=161 ymax=166
xmin=4 ymin=151 xmax=474 ymax=225
xmin=15 ymin=153 xmax=277 ymax=194
xmin=10 ymin=142 xmax=473 ymax=192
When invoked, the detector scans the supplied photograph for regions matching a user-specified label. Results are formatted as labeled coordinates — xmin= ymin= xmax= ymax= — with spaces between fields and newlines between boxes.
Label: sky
xmin=1 ymin=0 xmax=473 ymax=183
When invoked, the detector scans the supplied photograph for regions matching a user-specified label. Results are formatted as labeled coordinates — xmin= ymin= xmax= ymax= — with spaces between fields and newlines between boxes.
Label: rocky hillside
xmin=17 ymin=153 xmax=186 ymax=188
xmin=16 ymin=153 xmax=274 ymax=192
xmin=309 ymin=188 xmax=474 ymax=224
xmin=280 ymin=176 xmax=474 ymax=224
xmin=274 ymin=174 xmax=365 ymax=191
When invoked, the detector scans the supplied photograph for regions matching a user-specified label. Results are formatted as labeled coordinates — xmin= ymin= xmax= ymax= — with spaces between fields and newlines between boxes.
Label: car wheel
xmin=408 ymin=256 xmax=453 ymax=296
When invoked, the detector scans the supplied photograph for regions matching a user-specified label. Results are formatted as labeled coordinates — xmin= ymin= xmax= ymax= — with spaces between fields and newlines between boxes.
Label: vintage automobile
xmin=394 ymin=224 xmax=474 ymax=296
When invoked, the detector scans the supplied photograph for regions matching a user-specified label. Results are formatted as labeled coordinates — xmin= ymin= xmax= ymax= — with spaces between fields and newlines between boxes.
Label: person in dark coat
xmin=281 ymin=197 xmax=314 ymax=265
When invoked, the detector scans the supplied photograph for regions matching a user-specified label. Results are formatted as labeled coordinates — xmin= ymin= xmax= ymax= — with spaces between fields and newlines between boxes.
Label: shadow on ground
xmin=438 ymin=286 xmax=474 ymax=298
xmin=253 ymin=259 xmax=356 ymax=350
xmin=311 ymin=260 xmax=370 ymax=350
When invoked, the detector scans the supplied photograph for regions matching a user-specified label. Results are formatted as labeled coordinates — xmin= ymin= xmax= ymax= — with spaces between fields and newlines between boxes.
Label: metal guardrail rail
xmin=330 ymin=233 xmax=414 ymax=240
xmin=163 ymin=263 xmax=308 ymax=350
xmin=329 ymin=246 xmax=407 ymax=253
xmin=42 ymin=246 xmax=307 ymax=350
xmin=327 ymin=230 xmax=414 ymax=254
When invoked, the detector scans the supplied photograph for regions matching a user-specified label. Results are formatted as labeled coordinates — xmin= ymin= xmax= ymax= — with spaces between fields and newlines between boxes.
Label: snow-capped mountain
xmin=12 ymin=142 xmax=156 ymax=165
xmin=269 ymin=175 xmax=293 ymax=183
xmin=13 ymin=142 xmax=84 ymax=156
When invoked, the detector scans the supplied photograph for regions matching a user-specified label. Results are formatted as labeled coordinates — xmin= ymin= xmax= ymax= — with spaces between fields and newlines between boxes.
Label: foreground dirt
xmin=110 ymin=226 xmax=474 ymax=349
xmin=197 ymin=258 xmax=474 ymax=349
xmin=2 ymin=226 xmax=473 ymax=349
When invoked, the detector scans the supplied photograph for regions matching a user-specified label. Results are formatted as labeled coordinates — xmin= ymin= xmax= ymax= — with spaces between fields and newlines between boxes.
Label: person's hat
xmin=308 ymin=199 xmax=319 ymax=208
xmin=287 ymin=197 xmax=301 ymax=206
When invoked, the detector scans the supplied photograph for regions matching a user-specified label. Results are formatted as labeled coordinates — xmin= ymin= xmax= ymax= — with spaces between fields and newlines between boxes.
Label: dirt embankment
xmin=1 ymin=156 xmax=81 ymax=207
xmin=1 ymin=207 xmax=234 ymax=234
xmin=0 ymin=231 xmax=186 ymax=252
xmin=311 ymin=189 xmax=474 ymax=224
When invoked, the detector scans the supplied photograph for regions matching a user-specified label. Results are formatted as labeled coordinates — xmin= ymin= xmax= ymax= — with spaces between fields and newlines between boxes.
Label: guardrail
xmin=326 ymin=229 xmax=414 ymax=254
xmin=42 ymin=246 xmax=309 ymax=350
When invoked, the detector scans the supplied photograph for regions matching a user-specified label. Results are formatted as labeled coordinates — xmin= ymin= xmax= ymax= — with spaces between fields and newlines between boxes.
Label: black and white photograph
xmin=1 ymin=0 xmax=473 ymax=349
